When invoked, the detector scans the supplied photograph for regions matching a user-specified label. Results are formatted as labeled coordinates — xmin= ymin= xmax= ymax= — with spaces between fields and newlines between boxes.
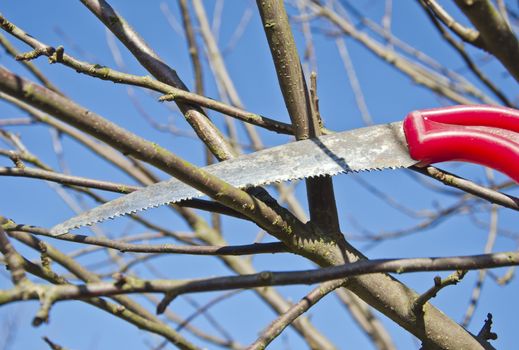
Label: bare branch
xmin=335 ymin=289 xmax=396 ymax=350
xmin=413 ymin=270 xmax=467 ymax=315
xmin=419 ymin=1 xmax=512 ymax=106
xmin=248 ymin=279 xmax=344 ymax=349
xmin=3 ymin=219 xmax=287 ymax=256
xmin=1 ymin=250 xmax=518 ymax=302
xmin=454 ymin=0 xmax=519 ymax=82
xmin=0 ymin=33 xmax=62 ymax=94
xmin=0 ymin=227 xmax=27 ymax=285
xmin=413 ymin=166 xmax=519 ymax=212
xmin=42 ymin=337 xmax=67 ymax=350
xmin=78 ymin=0 xmax=237 ymax=160
xmin=421 ymin=0 xmax=482 ymax=45
xmin=257 ymin=0 xmax=340 ymax=233
xmin=0 ymin=13 xmax=292 ymax=135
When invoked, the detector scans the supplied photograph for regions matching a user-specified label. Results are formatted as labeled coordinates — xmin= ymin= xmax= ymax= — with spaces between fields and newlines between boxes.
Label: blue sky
xmin=0 ymin=1 xmax=517 ymax=349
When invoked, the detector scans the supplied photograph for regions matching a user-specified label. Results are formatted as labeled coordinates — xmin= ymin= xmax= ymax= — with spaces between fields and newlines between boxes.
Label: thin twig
xmin=413 ymin=166 xmax=519 ymax=212
xmin=42 ymin=337 xmax=67 ymax=350
xmin=463 ymin=204 xmax=499 ymax=327
xmin=0 ymin=33 xmax=63 ymax=94
xmin=248 ymin=279 xmax=344 ymax=349
xmin=413 ymin=270 xmax=467 ymax=315
xmin=421 ymin=0 xmax=482 ymax=45
xmin=335 ymin=289 xmax=396 ymax=350
xmin=0 ymin=13 xmax=292 ymax=134
xmin=2 ymin=219 xmax=288 ymax=256
xmin=335 ymin=38 xmax=373 ymax=125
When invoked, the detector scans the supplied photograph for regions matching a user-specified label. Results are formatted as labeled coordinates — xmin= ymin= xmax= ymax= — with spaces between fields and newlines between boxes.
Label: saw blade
xmin=50 ymin=122 xmax=417 ymax=235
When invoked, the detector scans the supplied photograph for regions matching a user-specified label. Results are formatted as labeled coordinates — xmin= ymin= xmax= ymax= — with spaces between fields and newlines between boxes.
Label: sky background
xmin=0 ymin=1 xmax=518 ymax=349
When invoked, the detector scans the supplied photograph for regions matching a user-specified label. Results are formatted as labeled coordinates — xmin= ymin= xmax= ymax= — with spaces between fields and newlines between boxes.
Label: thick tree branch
xmin=0 ymin=13 xmax=292 ymax=135
xmin=256 ymin=0 xmax=340 ymax=232
xmin=454 ymin=0 xmax=519 ymax=82
xmin=419 ymin=1 xmax=512 ymax=106
xmin=0 ymin=68 xmax=309 ymax=241
xmin=78 ymin=0 xmax=237 ymax=160
xmin=0 ymin=227 xmax=27 ymax=285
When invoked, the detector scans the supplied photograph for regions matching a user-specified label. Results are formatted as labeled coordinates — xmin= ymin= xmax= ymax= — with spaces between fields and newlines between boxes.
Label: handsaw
xmin=50 ymin=105 xmax=519 ymax=236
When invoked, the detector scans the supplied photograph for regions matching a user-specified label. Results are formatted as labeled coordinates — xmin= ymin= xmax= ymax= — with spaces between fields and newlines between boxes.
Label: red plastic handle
xmin=403 ymin=105 xmax=519 ymax=183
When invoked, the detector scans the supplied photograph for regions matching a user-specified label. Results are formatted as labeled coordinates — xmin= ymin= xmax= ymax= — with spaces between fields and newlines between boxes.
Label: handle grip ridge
xmin=403 ymin=105 xmax=519 ymax=183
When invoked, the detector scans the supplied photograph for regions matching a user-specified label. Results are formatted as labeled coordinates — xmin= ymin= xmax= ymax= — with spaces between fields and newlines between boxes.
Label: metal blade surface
xmin=51 ymin=122 xmax=417 ymax=235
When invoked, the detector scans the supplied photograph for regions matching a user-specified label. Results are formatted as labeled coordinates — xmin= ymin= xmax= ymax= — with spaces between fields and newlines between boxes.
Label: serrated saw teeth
xmin=57 ymin=167 xmax=402 ymax=235
xmin=50 ymin=122 xmax=417 ymax=236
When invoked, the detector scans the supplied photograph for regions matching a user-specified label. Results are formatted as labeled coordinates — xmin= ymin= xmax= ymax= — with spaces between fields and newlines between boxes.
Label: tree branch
xmin=2 ymin=219 xmax=287 ymax=256
xmin=454 ymin=0 xmax=519 ymax=82
xmin=78 ymin=0 xmax=237 ymax=160
xmin=0 ymin=33 xmax=62 ymax=94
xmin=0 ymin=227 xmax=27 ymax=285
xmin=248 ymin=279 xmax=345 ymax=349
xmin=1 ymin=250 xmax=517 ymax=302
xmin=421 ymin=0 xmax=482 ymax=46
xmin=412 ymin=166 xmax=519 ymax=211
xmin=256 ymin=0 xmax=340 ymax=232
xmin=413 ymin=270 xmax=467 ymax=315
xmin=0 ymin=13 xmax=292 ymax=135
xmin=0 ymin=67 xmax=308 ymax=241
xmin=7 ymin=231 xmax=200 ymax=350
xmin=419 ymin=1 xmax=512 ymax=106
